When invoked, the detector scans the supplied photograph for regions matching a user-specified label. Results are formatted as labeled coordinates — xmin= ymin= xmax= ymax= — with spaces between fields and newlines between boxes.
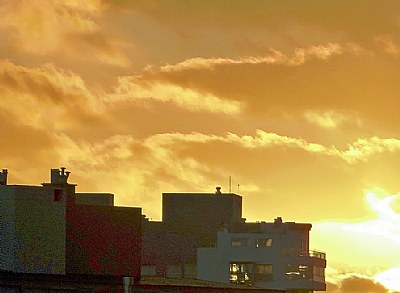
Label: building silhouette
xmin=142 ymin=188 xmax=326 ymax=292
xmin=0 ymin=168 xmax=142 ymax=291
xmin=0 ymin=168 xmax=325 ymax=292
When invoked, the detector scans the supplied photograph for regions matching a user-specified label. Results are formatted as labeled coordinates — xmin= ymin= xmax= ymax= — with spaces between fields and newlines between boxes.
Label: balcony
xmin=281 ymin=248 xmax=326 ymax=269
xmin=281 ymin=249 xmax=326 ymax=260
xmin=285 ymin=264 xmax=326 ymax=291
xmin=303 ymin=250 xmax=326 ymax=260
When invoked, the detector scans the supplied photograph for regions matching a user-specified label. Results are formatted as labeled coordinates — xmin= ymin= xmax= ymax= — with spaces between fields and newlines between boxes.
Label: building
xmin=142 ymin=189 xmax=244 ymax=278
xmin=162 ymin=190 xmax=243 ymax=245
xmin=0 ymin=168 xmax=142 ymax=292
xmin=198 ymin=219 xmax=326 ymax=292
xmin=0 ymin=167 xmax=325 ymax=292
xmin=142 ymin=188 xmax=326 ymax=292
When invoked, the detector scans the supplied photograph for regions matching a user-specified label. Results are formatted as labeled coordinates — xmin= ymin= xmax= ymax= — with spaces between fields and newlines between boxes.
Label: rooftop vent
xmin=0 ymin=169 xmax=8 ymax=185
xmin=50 ymin=167 xmax=70 ymax=185
xmin=215 ymin=186 xmax=222 ymax=195
xmin=274 ymin=217 xmax=283 ymax=228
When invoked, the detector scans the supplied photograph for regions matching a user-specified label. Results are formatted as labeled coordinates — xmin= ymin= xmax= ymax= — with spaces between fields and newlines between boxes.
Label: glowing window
xmin=286 ymin=264 xmax=312 ymax=280
xmin=256 ymin=238 xmax=272 ymax=247
xmin=229 ymin=262 xmax=254 ymax=286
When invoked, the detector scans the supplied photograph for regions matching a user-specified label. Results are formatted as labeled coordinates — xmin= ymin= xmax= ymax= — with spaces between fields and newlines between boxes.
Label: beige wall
xmin=0 ymin=185 xmax=67 ymax=274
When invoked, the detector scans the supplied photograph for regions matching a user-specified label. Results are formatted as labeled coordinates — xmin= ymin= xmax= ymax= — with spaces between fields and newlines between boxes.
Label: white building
xmin=197 ymin=217 xmax=326 ymax=292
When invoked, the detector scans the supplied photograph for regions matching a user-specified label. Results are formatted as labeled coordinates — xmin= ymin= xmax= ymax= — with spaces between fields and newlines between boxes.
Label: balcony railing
xmin=282 ymin=249 xmax=326 ymax=260
xmin=308 ymin=250 xmax=326 ymax=260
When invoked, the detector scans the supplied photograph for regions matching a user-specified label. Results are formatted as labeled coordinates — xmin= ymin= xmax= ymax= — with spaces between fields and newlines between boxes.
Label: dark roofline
xmin=162 ymin=192 xmax=242 ymax=198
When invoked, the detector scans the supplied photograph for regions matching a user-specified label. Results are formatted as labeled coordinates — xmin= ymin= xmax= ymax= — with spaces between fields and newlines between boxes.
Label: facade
xmin=142 ymin=189 xmax=244 ymax=278
xmin=197 ymin=219 xmax=326 ymax=292
xmin=143 ymin=189 xmax=326 ymax=292
xmin=0 ymin=179 xmax=67 ymax=274
xmin=0 ymin=167 xmax=142 ymax=291
xmin=1 ymin=167 xmax=326 ymax=292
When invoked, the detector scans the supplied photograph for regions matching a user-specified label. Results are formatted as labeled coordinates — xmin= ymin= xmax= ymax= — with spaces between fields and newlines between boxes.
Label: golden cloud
xmin=0 ymin=0 xmax=129 ymax=67
xmin=304 ymin=111 xmax=362 ymax=129
xmin=0 ymin=60 xmax=103 ymax=130
xmin=151 ymin=43 xmax=344 ymax=73
xmin=107 ymin=76 xmax=242 ymax=115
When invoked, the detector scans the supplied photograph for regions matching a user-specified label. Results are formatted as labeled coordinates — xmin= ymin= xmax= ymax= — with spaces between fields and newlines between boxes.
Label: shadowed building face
xmin=162 ymin=191 xmax=243 ymax=244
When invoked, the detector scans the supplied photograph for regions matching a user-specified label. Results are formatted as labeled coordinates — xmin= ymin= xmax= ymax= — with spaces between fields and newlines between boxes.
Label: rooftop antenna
xmin=229 ymin=176 xmax=232 ymax=193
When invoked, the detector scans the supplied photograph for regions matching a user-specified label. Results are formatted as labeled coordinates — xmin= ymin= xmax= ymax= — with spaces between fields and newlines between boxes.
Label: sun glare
xmin=374 ymin=267 xmax=400 ymax=292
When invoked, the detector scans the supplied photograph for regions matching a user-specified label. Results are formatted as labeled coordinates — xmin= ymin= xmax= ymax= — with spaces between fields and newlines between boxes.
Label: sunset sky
xmin=1 ymin=1 xmax=400 ymax=291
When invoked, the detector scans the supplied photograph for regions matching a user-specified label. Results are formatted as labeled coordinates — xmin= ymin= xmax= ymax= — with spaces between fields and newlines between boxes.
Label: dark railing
xmin=308 ymin=250 xmax=326 ymax=260
xmin=281 ymin=249 xmax=326 ymax=260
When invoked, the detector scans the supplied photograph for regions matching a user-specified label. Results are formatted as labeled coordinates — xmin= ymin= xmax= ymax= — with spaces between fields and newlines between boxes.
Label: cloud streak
xmin=153 ymin=43 xmax=345 ymax=72
xmin=107 ymin=76 xmax=242 ymax=115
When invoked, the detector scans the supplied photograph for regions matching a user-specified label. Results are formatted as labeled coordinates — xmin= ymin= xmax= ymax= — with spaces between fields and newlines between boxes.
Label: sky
xmin=1 ymin=0 xmax=400 ymax=291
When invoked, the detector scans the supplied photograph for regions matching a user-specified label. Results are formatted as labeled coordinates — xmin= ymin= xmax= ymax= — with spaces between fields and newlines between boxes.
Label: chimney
xmin=273 ymin=217 xmax=283 ymax=228
xmin=0 ymin=169 xmax=8 ymax=185
xmin=50 ymin=167 xmax=70 ymax=184
xmin=215 ymin=186 xmax=222 ymax=195
xmin=51 ymin=169 xmax=60 ymax=184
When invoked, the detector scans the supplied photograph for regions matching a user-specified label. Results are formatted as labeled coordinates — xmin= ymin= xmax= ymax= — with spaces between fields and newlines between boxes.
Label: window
xmin=255 ymin=264 xmax=273 ymax=281
xmin=286 ymin=264 xmax=312 ymax=280
xmin=313 ymin=266 xmax=325 ymax=282
xmin=231 ymin=238 xmax=250 ymax=247
xmin=256 ymin=238 xmax=272 ymax=247
xmin=141 ymin=265 xmax=156 ymax=276
xmin=54 ymin=189 xmax=63 ymax=201
xmin=230 ymin=262 xmax=254 ymax=286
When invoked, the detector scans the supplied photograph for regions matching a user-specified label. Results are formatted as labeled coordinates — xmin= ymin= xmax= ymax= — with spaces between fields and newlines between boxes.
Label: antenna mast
xmin=229 ymin=176 xmax=232 ymax=193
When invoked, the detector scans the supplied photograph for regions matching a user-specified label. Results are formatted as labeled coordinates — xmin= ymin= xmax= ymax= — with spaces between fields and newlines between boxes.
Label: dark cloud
xmin=340 ymin=276 xmax=387 ymax=293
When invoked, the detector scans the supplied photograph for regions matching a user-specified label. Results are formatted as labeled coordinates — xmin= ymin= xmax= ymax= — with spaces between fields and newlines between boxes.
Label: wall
xmin=162 ymin=193 xmax=242 ymax=246
xmin=75 ymin=193 xmax=114 ymax=206
xmin=141 ymin=220 xmax=197 ymax=277
xmin=0 ymin=185 xmax=66 ymax=274
xmin=66 ymin=202 xmax=142 ymax=280
xmin=14 ymin=185 xmax=67 ymax=274
xmin=0 ymin=186 xmax=16 ymax=272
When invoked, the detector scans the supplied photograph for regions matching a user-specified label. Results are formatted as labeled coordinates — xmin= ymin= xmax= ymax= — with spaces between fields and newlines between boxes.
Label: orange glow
xmin=1 ymin=1 xmax=400 ymax=290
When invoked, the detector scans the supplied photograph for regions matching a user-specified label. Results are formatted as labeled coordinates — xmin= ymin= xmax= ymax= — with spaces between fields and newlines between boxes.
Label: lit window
xmin=286 ymin=264 xmax=312 ymax=280
xmin=229 ymin=262 xmax=254 ymax=286
xmin=256 ymin=238 xmax=272 ymax=247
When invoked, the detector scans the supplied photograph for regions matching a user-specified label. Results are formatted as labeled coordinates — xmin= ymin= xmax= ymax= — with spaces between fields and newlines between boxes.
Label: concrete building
xmin=0 ymin=170 xmax=67 ymax=274
xmin=162 ymin=190 xmax=243 ymax=245
xmin=197 ymin=218 xmax=326 ymax=292
xmin=0 ymin=167 xmax=142 ymax=291
xmin=143 ymin=188 xmax=326 ymax=292
xmin=142 ymin=189 xmax=243 ymax=278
